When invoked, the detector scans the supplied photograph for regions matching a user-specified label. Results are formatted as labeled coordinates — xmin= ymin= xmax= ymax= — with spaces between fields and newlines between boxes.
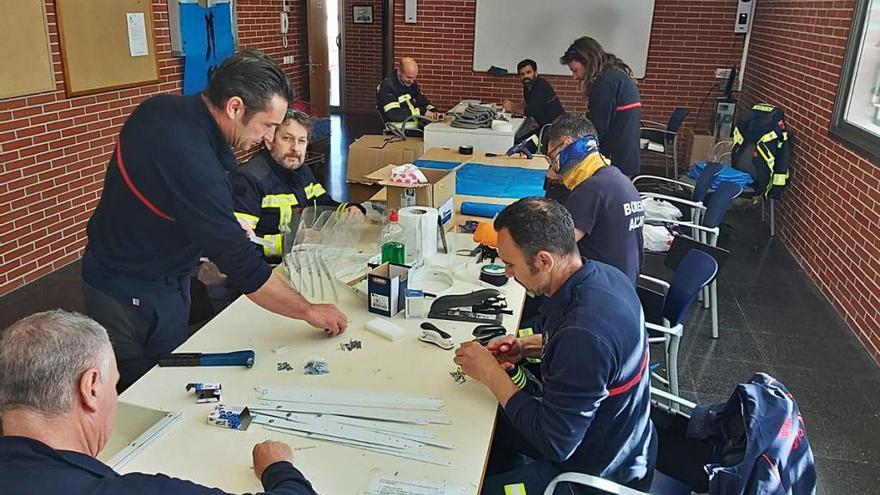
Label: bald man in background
xmin=377 ymin=57 xmax=443 ymax=134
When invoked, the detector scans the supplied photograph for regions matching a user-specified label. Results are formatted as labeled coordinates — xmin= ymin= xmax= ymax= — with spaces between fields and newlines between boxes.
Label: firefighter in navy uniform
xmin=502 ymin=59 xmax=566 ymax=153
xmin=81 ymin=50 xmax=348 ymax=391
xmin=229 ymin=109 xmax=364 ymax=264
xmin=377 ymin=57 xmax=443 ymax=133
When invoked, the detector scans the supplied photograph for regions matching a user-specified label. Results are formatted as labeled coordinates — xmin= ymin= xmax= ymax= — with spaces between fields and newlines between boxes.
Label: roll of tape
xmin=458 ymin=145 xmax=474 ymax=155
xmin=479 ymin=263 xmax=508 ymax=286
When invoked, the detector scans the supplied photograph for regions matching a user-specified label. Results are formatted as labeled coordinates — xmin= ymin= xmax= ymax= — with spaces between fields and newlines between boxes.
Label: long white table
xmin=118 ymin=238 xmax=526 ymax=494
xmin=424 ymin=111 xmax=526 ymax=154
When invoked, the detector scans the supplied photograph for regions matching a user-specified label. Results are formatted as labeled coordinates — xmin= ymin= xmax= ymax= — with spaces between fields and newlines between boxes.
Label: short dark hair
xmin=545 ymin=113 xmax=598 ymax=144
xmin=517 ymin=59 xmax=537 ymax=73
xmin=204 ymin=49 xmax=294 ymax=123
xmin=494 ymin=197 xmax=578 ymax=263
xmin=283 ymin=109 xmax=313 ymax=135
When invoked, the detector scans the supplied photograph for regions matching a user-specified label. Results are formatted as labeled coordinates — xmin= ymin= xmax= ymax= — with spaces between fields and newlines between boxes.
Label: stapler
xmin=472 ymin=324 xmax=507 ymax=345
xmin=419 ymin=322 xmax=454 ymax=350
xmin=428 ymin=288 xmax=505 ymax=324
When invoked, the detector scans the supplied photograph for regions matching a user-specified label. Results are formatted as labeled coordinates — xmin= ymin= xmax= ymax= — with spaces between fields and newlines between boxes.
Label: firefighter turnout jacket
xmin=377 ymin=73 xmax=436 ymax=130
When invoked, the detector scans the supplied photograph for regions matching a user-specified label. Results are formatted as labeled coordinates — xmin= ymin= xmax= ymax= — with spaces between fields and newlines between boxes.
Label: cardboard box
xmin=367 ymin=263 xmax=409 ymax=317
xmin=688 ymin=130 xmax=718 ymax=167
xmin=365 ymin=165 xmax=456 ymax=230
xmin=346 ymin=182 xmax=384 ymax=204
xmin=346 ymin=135 xmax=424 ymax=181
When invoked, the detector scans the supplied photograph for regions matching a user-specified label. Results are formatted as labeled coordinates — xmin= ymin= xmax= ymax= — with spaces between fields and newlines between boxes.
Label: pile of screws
xmin=276 ymin=362 xmax=294 ymax=372
xmin=303 ymin=358 xmax=330 ymax=375
xmin=339 ymin=339 xmax=363 ymax=352
xmin=450 ymin=367 xmax=467 ymax=384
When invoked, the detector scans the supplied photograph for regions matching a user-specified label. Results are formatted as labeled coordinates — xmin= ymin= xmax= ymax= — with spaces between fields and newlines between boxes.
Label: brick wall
xmin=343 ymin=0 xmax=384 ymax=114
xmin=739 ymin=0 xmax=880 ymax=363
xmin=0 ymin=0 xmax=308 ymax=295
xmin=392 ymin=0 xmax=744 ymax=129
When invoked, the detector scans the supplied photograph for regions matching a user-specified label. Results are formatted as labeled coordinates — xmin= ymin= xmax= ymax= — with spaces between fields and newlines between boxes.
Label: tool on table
xmin=428 ymin=288 xmax=505 ymax=324
xmin=472 ymin=324 xmax=507 ymax=346
xmin=505 ymin=140 xmax=534 ymax=159
xmin=208 ymin=404 xmax=253 ymax=431
xmin=158 ymin=350 xmax=255 ymax=368
xmin=419 ymin=322 xmax=454 ymax=350
xmin=186 ymin=382 xmax=222 ymax=403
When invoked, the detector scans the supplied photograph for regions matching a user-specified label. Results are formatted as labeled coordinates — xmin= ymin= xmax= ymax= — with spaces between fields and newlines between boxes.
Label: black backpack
xmin=731 ymin=103 xmax=792 ymax=199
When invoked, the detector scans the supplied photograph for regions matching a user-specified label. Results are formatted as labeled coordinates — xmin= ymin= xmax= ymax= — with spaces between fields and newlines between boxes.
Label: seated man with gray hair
xmin=0 ymin=310 xmax=316 ymax=494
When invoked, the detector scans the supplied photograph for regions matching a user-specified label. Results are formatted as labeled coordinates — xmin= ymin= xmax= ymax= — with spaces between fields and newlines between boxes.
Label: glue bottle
xmin=380 ymin=210 xmax=406 ymax=264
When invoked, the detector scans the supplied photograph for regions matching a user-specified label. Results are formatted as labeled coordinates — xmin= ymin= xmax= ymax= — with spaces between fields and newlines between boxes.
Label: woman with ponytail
xmin=560 ymin=37 xmax=642 ymax=177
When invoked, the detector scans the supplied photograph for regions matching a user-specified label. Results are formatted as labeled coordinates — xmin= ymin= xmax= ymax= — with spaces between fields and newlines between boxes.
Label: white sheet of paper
xmin=365 ymin=476 xmax=466 ymax=495
xmin=126 ymin=13 xmax=149 ymax=57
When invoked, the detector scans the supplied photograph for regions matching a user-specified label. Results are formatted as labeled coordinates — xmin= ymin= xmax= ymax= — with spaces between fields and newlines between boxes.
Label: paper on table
xmin=365 ymin=476 xmax=466 ymax=495
xmin=126 ymin=13 xmax=149 ymax=57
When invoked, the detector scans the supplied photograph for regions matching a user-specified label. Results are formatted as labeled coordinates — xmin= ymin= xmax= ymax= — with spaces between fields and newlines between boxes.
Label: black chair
xmin=641 ymin=108 xmax=690 ymax=179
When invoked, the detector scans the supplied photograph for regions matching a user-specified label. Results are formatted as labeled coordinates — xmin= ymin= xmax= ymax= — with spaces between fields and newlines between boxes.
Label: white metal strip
xmin=256 ymin=385 xmax=444 ymax=411
xmin=254 ymin=401 xmax=451 ymax=425
xmin=253 ymin=414 xmax=421 ymax=450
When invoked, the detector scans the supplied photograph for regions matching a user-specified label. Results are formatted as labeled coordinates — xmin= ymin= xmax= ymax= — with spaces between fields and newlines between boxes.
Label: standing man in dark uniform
xmin=377 ymin=57 xmax=443 ymax=133
xmin=502 ymin=59 xmax=565 ymax=152
xmin=81 ymin=50 xmax=348 ymax=391
xmin=230 ymin=109 xmax=364 ymax=264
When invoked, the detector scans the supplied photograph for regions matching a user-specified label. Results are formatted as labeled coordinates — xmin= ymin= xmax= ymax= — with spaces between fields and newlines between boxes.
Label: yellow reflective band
xmin=758 ymin=130 xmax=778 ymax=143
xmin=306 ymin=182 xmax=326 ymax=199
xmin=262 ymin=234 xmax=283 ymax=258
xmin=383 ymin=101 xmax=401 ymax=112
xmin=752 ymin=103 xmax=775 ymax=112
xmin=234 ymin=212 xmax=259 ymax=229
xmin=518 ymin=327 xmax=534 ymax=338
xmin=504 ymin=483 xmax=527 ymax=495
xmin=398 ymin=94 xmax=412 ymax=103
xmin=389 ymin=120 xmax=420 ymax=130
xmin=510 ymin=367 xmax=526 ymax=389
xmin=757 ymin=143 xmax=775 ymax=168
xmin=262 ymin=194 xmax=298 ymax=233
xmin=772 ymin=174 xmax=787 ymax=186
xmin=732 ymin=127 xmax=744 ymax=145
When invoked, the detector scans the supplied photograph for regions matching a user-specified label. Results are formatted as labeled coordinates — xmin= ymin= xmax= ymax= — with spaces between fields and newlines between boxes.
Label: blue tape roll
xmin=461 ymin=201 xmax=506 ymax=218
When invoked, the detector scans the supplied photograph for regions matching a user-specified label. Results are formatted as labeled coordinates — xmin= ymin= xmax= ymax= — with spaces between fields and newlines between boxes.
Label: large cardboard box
xmin=346 ymin=135 xmax=424 ymax=181
xmin=365 ymin=165 xmax=456 ymax=230
xmin=688 ymin=130 xmax=718 ymax=167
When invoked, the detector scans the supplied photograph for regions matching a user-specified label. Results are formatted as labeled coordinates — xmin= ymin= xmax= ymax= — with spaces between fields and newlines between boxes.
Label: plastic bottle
xmin=380 ymin=210 xmax=406 ymax=264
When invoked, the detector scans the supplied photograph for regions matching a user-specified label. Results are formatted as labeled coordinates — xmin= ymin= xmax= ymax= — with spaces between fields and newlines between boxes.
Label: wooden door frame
xmin=331 ymin=0 xmax=345 ymax=113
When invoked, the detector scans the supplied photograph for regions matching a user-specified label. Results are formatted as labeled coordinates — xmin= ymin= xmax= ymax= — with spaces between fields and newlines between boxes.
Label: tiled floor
xmin=1 ymin=113 xmax=877 ymax=493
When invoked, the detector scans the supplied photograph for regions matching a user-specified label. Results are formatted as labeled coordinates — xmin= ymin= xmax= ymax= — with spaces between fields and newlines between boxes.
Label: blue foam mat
xmin=456 ymin=163 xmax=546 ymax=199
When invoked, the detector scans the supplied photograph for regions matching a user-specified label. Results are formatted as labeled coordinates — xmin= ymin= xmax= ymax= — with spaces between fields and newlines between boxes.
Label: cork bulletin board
xmin=0 ymin=0 xmax=56 ymax=99
xmin=55 ymin=0 xmax=160 ymax=97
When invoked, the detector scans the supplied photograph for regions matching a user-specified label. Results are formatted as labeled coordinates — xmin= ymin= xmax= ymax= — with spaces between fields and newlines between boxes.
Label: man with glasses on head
xmin=544 ymin=113 xmax=645 ymax=285
xmin=81 ymin=49 xmax=349 ymax=391
xmin=230 ymin=108 xmax=364 ymax=264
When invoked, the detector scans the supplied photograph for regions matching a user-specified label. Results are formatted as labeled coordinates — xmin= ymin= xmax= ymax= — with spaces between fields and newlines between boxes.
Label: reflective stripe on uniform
xmin=517 ymin=327 xmax=542 ymax=364
xmin=262 ymin=234 xmax=284 ymax=258
xmin=261 ymin=194 xmax=298 ymax=232
xmin=398 ymin=93 xmax=419 ymax=116
xmin=383 ymin=101 xmax=401 ymax=112
xmin=732 ymin=127 xmax=744 ymax=146
xmin=504 ymin=483 xmax=527 ymax=495
xmin=234 ymin=212 xmax=259 ymax=229
xmin=305 ymin=182 xmax=327 ymax=199
xmin=752 ymin=103 xmax=776 ymax=112
xmin=772 ymin=174 xmax=787 ymax=186
xmin=758 ymin=130 xmax=778 ymax=144
xmin=509 ymin=366 xmax=527 ymax=389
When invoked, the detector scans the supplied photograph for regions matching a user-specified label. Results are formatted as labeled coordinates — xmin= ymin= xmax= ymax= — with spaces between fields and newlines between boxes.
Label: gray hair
xmin=545 ymin=113 xmax=599 ymax=145
xmin=0 ymin=310 xmax=113 ymax=415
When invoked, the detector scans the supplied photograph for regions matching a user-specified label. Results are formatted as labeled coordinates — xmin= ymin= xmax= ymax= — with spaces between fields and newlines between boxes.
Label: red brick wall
xmin=0 ymin=0 xmax=308 ymax=295
xmin=343 ymin=0 xmax=384 ymax=113
xmin=740 ymin=0 xmax=880 ymax=363
xmin=392 ymin=0 xmax=744 ymax=129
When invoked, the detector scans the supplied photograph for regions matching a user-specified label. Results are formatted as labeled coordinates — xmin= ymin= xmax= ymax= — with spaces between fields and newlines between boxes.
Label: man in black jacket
xmin=377 ymin=57 xmax=443 ymax=132
xmin=230 ymin=109 xmax=363 ymax=264
xmin=502 ymin=58 xmax=565 ymax=152
xmin=0 ymin=310 xmax=317 ymax=495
